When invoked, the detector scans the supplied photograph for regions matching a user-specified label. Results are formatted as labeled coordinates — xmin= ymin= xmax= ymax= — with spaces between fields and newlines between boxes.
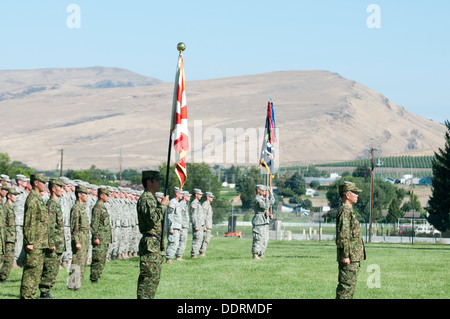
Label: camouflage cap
xmin=75 ymin=185 xmax=89 ymax=194
xmin=256 ymin=184 xmax=267 ymax=191
xmin=0 ymin=174 xmax=11 ymax=182
xmin=193 ymin=188 xmax=203 ymax=195
xmin=338 ymin=181 xmax=362 ymax=193
xmin=49 ymin=178 xmax=64 ymax=188
xmin=30 ymin=173 xmax=49 ymax=183
xmin=142 ymin=170 xmax=162 ymax=180
xmin=98 ymin=187 xmax=110 ymax=196
xmin=1 ymin=182 xmax=9 ymax=191
xmin=205 ymin=191 xmax=215 ymax=198
xmin=182 ymin=191 xmax=191 ymax=197
xmin=15 ymin=174 xmax=27 ymax=182
xmin=154 ymin=192 xmax=164 ymax=199
xmin=7 ymin=187 xmax=20 ymax=195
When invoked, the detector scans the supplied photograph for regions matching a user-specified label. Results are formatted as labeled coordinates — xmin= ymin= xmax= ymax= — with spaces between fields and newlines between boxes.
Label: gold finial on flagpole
xmin=177 ymin=42 xmax=186 ymax=52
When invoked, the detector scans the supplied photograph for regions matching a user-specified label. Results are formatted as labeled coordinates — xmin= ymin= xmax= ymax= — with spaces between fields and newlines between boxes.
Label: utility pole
xmin=367 ymin=147 xmax=379 ymax=242
xmin=119 ymin=149 xmax=123 ymax=186
xmin=59 ymin=149 xmax=64 ymax=177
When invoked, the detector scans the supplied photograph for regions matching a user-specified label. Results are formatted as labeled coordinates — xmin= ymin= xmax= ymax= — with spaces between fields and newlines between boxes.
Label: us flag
xmin=170 ymin=52 xmax=189 ymax=188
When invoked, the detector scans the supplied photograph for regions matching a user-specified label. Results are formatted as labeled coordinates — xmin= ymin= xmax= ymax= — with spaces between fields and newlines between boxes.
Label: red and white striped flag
xmin=170 ymin=53 xmax=189 ymax=188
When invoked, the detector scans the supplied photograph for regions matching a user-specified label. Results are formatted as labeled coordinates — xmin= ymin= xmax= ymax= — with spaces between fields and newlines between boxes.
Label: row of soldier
xmin=0 ymin=173 xmax=215 ymax=299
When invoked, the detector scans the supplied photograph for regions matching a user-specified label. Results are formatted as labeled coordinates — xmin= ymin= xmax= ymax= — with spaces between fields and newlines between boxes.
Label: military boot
xmin=252 ymin=254 xmax=260 ymax=260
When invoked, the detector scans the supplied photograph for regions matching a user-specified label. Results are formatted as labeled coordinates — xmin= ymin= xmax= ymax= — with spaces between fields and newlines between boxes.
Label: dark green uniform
xmin=69 ymin=202 xmax=90 ymax=289
xmin=0 ymin=202 xmax=6 ymax=271
xmin=90 ymin=200 xmax=112 ymax=282
xmin=20 ymin=188 xmax=50 ymax=299
xmin=335 ymin=203 xmax=366 ymax=299
xmin=136 ymin=190 xmax=165 ymax=299
xmin=39 ymin=197 xmax=65 ymax=294
xmin=0 ymin=201 xmax=16 ymax=281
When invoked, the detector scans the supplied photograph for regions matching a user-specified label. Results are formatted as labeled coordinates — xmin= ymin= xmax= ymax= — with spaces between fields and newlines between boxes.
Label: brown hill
xmin=0 ymin=67 xmax=446 ymax=172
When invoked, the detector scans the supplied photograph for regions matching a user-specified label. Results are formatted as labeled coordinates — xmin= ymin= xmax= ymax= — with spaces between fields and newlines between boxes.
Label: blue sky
xmin=0 ymin=1 xmax=448 ymax=124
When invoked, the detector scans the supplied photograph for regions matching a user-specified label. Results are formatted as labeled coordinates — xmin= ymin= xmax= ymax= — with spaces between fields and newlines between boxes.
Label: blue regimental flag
xmin=259 ymin=98 xmax=277 ymax=177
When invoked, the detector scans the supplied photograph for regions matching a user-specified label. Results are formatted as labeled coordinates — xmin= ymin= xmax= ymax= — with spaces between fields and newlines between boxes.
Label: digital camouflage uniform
xmin=165 ymin=197 xmax=182 ymax=260
xmin=20 ymin=177 xmax=50 ymax=299
xmin=69 ymin=189 xmax=90 ymax=290
xmin=136 ymin=183 xmax=165 ymax=299
xmin=0 ymin=197 xmax=16 ymax=281
xmin=190 ymin=189 xmax=204 ymax=257
xmin=90 ymin=192 xmax=112 ymax=282
xmin=176 ymin=193 xmax=190 ymax=259
xmin=39 ymin=187 xmax=65 ymax=295
xmin=0 ymin=198 xmax=6 ymax=271
xmin=200 ymin=193 xmax=214 ymax=256
xmin=252 ymin=186 xmax=274 ymax=256
xmin=335 ymin=182 xmax=366 ymax=299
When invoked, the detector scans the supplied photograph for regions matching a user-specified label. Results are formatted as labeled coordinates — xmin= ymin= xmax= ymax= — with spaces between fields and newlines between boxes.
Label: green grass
xmin=1 ymin=238 xmax=448 ymax=299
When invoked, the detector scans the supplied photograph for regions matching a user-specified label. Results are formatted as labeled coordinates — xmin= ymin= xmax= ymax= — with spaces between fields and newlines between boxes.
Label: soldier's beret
xmin=7 ymin=187 xmax=20 ymax=195
xmin=142 ymin=170 xmax=161 ymax=180
xmin=205 ymin=192 xmax=215 ymax=198
xmin=256 ymin=184 xmax=267 ymax=191
xmin=154 ymin=192 xmax=164 ymax=199
xmin=75 ymin=185 xmax=89 ymax=194
xmin=98 ymin=187 xmax=110 ymax=196
xmin=193 ymin=188 xmax=203 ymax=195
xmin=30 ymin=173 xmax=49 ymax=183
xmin=338 ymin=181 xmax=362 ymax=193
xmin=49 ymin=178 xmax=64 ymax=188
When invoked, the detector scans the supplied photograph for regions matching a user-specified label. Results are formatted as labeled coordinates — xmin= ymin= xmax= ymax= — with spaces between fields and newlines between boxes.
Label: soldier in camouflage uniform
xmin=0 ymin=184 xmax=9 ymax=275
xmin=200 ymin=192 xmax=214 ymax=257
xmin=0 ymin=187 xmax=18 ymax=283
xmin=335 ymin=181 xmax=366 ymax=299
xmin=68 ymin=185 xmax=90 ymax=290
xmin=175 ymin=191 xmax=190 ymax=261
xmin=90 ymin=187 xmax=112 ymax=283
xmin=190 ymin=188 xmax=205 ymax=258
xmin=165 ymin=187 xmax=183 ymax=264
xmin=13 ymin=174 xmax=28 ymax=268
xmin=39 ymin=178 xmax=65 ymax=298
xmin=60 ymin=177 xmax=74 ymax=268
xmin=20 ymin=174 xmax=54 ymax=299
xmin=252 ymin=184 xmax=274 ymax=259
xmin=136 ymin=171 xmax=168 ymax=299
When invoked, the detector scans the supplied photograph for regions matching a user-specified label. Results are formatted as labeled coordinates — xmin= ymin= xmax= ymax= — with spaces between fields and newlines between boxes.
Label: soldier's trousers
xmin=336 ymin=261 xmax=360 ymax=299
xmin=20 ymin=248 xmax=46 ymax=299
xmin=191 ymin=228 xmax=204 ymax=257
xmin=200 ymin=228 xmax=212 ymax=254
xmin=90 ymin=243 xmax=109 ymax=281
xmin=69 ymin=243 xmax=89 ymax=289
xmin=165 ymin=229 xmax=180 ymax=259
xmin=252 ymin=224 xmax=269 ymax=255
xmin=137 ymin=249 xmax=163 ymax=299
xmin=0 ymin=242 xmax=15 ymax=280
xmin=62 ymin=226 xmax=72 ymax=263
xmin=39 ymin=250 xmax=62 ymax=294
xmin=15 ymin=226 xmax=26 ymax=267
xmin=176 ymin=227 xmax=189 ymax=258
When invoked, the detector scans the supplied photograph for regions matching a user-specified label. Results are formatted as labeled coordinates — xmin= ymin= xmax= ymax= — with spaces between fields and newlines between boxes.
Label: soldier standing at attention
xmin=165 ymin=187 xmax=183 ymax=264
xmin=335 ymin=181 xmax=366 ymax=299
xmin=0 ymin=187 xmax=19 ymax=283
xmin=20 ymin=174 xmax=54 ymax=299
xmin=252 ymin=185 xmax=274 ymax=260
xmin=175 ymin=191 xmax=190 ymax=261
xmin=68 ymin=185 xmax=90 ymax=291
xmin=13 ymin=174 xmax=27 ymax=269
xmin=200 ymin=192 xmax=214 ymax=257
xmin=136 ymin=171 xmax=169 ymax=299
xmin=190 ymin=188 xmax=205 ymax=259
xmin=0 ymin=184 xmax=9 ymax=276
xmin=39 ymin=178 xmax=65 ymax=299
xmin=90 ymin=187 xmax=112 ymax=284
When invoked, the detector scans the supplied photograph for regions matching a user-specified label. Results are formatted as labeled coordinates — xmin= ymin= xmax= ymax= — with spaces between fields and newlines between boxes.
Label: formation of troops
xmin=1 ymin=170 xmax=365 ymax=299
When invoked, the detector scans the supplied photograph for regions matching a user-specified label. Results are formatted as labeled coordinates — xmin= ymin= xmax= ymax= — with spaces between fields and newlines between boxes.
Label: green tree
xmin=427 ymin=120 xmax=450 ymax=232
xmin=386 ymin=197 xmax=402 ymax=223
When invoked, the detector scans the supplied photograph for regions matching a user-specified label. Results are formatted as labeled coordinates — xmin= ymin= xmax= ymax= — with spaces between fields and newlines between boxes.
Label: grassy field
xmin=1 ymin=238 xmax=448 ymax=299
